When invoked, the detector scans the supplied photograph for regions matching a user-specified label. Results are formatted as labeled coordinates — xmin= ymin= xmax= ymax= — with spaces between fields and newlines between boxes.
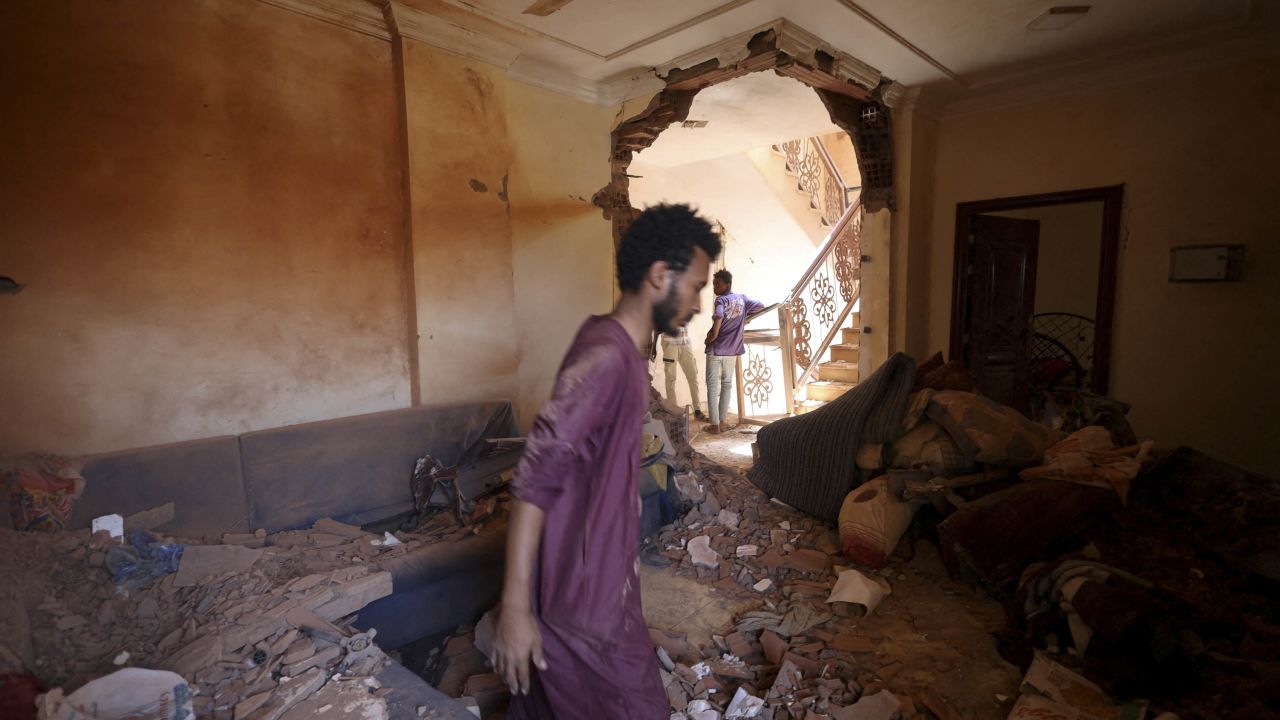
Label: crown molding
xmin=597 ymin=70 xmax=667 ymax=106
xmin=391 ymin=3 xmax=521 ymax=68
xmin=250 ymin=1 xmax=892 ymax=107
xmin=879 ymin=81 xmax=910 ymax=109
xmin=934 ymin=26 xmax=1280 ymax=119
xmin=653 ymin=20 xmax=772 ymax=78
xmin=505 ymin=55 xmax=603 ymax=103
xmin=777 ymin=20 xmax=881 ymax=91
xmin=257 ymin=0 xmax=391 ymax=40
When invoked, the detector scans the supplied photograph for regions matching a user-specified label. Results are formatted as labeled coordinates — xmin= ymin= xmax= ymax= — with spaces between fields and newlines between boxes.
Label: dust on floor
xmin=635 ymin=424 xmax=1022 ymax=719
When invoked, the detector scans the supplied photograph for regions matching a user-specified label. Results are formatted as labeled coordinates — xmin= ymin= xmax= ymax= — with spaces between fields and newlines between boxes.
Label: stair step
xmin=806 ymin=380 xmax=856 ymax=402
xmin=794 ymin=399 xmax=826 ymax=415
xmin=830 ymin=343 xmax=859 ymax=363
xmin=841 ymin=327 xmax=860 ymax=345
xmin=818 ymin=360 xmax=860 ymax=383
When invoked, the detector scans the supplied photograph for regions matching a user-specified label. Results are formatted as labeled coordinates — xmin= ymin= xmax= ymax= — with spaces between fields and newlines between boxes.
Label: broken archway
xmin=594 ymin=21 xmax=899 ymax=384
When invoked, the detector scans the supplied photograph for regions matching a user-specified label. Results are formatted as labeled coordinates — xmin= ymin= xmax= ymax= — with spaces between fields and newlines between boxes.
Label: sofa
xmin=43 ymin=398 xmax=679 ymax=717
xmin=65 ymin=400 xmax=523 ymax=719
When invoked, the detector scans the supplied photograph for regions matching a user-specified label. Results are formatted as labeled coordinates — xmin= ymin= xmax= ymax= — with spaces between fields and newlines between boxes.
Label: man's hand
xmin=495 ymin=499 xmax=548 ymax=695
xmin=492 ymin=606 xmax=547 ymax=695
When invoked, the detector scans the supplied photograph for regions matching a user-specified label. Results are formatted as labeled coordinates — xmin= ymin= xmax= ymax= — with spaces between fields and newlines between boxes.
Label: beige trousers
xmin=662 ymin=339 xmax=701 ymax=412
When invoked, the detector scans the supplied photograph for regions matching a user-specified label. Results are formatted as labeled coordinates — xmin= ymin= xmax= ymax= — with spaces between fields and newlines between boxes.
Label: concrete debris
xmin=172 ymin=543 xmax=264 ymax=587
xmin=1 ymin=512 xmax=407 ymax=720
xmin=689 ymin=535 xmax=721 ymax=569
xmin=826 ymin=569 xmax=888 ymax=615
xmin=833 ymin=689 xmax=900 ymax=720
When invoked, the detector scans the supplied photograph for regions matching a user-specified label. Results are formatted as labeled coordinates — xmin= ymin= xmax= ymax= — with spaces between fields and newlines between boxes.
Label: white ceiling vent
xmin=1028 ymin=6 xmax=1091 ymax=31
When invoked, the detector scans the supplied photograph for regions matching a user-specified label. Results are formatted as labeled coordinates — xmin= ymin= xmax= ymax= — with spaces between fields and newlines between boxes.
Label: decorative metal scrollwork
xmin=822 ymin=174 xmax=845 ymax=225
xmin=833 ymin=225 xmax=855 ymax=303
xmin=811 ymin=273 xmax=837 ymax=325
xmin=742 ymin=352 xmax=774 ymax=406
xmin=789 ymin=299 xmax=813 ymax=370
xmin=797 ymin=149 xmax=821 ymax=203
xmin=780 ymin=140 xmax=803 ymax=174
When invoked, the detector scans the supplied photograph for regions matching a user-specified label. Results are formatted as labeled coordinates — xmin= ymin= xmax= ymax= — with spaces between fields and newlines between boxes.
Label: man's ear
xmin=646 ymin=260 xmax=672 ymax=293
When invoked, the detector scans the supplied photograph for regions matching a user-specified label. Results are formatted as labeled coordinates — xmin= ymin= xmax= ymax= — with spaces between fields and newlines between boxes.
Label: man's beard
xmin=653 ymin=283 xmax=685 ymax=336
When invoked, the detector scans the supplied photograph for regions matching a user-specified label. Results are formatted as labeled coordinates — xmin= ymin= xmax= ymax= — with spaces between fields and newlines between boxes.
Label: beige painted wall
xmin=924 ymin=55 xmax=1280 ymax=475
xmin=891 ymin=98 xmax=938 ymax=360
xmin=401 ymin=43 xmax=520 ymax=407
xmin=506 ymin=81 xmax=617 ymax=427
xmin=0 ymin=0 xmax=410 ymax=455
xmin=991 ymin=202 xmax=1104 ymax=319
xmin=630 ymin=152 xmax=821 ymax=412
xmin=744 ymin=149 xmax=831 ymax=246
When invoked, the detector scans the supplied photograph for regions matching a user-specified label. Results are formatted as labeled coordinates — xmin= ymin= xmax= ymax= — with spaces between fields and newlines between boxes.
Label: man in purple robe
xmin=493 ymin=204 xmax=722 ymax=719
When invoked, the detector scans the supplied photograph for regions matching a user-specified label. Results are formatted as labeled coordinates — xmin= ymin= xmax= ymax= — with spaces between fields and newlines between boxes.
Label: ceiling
xmin=630 ymin=72 xmax=840 ymax=168
xmin=401 ymin=0 xmax=1261 ymax=95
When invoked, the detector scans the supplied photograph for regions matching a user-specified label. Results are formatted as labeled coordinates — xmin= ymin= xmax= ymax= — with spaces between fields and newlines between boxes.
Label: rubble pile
xmin=0 ymin=513 xmax=473 ymax=720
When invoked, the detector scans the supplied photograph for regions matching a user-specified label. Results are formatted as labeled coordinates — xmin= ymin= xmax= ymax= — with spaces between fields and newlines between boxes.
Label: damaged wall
xmin=924 ymin=55 xmax=1280 ymax=476
xmin=0 ymin=0 xmax=411 ymax=454
xmin=401 ymin=43 xmax=520 ymax=407
xmin=0 ymin=2 xmax=621 ymax=454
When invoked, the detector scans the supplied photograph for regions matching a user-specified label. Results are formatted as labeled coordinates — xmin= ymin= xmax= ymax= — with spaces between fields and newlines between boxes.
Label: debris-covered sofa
xmin=64 ymin=400 xmax=523 ymax=719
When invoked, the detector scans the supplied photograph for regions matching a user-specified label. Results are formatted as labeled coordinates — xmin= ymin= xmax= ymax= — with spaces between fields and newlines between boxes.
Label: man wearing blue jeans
xmin=703 ymin=269 xmax=764 ymax=434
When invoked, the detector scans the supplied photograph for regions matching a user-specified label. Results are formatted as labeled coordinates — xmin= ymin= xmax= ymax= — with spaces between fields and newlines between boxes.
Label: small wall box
xmin=1169 ymin=244 xmax=1244 ymax=282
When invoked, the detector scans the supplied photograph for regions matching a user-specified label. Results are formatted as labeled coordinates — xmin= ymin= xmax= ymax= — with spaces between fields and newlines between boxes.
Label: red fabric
xmin=508 ymin=316 xmax=667 ymax=720
xmin=0 ymin=673 xmax=44 ymax=720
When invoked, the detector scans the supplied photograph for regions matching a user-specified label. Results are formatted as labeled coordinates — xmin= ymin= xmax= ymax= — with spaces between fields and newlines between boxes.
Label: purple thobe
xmin=507 ymin=316 xmax=668 ymax=720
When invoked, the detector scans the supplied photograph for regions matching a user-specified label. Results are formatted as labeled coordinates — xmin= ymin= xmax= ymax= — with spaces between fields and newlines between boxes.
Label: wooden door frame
xmin=949 ymin=185 xmax=1124 ymax=395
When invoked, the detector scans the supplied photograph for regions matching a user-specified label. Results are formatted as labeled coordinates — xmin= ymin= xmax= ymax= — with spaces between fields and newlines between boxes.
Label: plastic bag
xmin=37 ymin=668 xmax=194 ymax=720
xmin=105 ymin=531 xmax=185 ymax=590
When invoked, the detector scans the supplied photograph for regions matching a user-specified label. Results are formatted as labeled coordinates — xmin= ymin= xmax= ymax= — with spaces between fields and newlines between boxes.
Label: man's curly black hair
xmin=616 ymin=204 xmax=722 ymax=292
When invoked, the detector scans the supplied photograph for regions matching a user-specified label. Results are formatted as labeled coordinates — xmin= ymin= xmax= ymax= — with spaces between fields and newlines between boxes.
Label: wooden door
xmin=963 ymin=214 xmax=1039 ymax=413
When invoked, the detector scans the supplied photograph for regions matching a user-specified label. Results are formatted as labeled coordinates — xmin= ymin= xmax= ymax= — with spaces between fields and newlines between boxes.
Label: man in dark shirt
xmin=493 ymin=204 xmax=722 ymax=719
xmin=703 ymin=269 xmax=764 ymax=434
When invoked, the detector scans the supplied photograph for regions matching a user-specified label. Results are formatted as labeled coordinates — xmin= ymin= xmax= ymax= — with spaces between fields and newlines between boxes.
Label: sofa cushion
xmin=72 ymin=436 xmax=249 ymax=538
xmin=356 ymin=530 xmax=506 ymax=650
xmin=239 ymin=401 xmax=519 ymax=533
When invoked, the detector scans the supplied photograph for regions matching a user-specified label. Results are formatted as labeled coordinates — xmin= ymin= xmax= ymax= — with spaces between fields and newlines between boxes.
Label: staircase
xmin=773 ymin=137 xmax=860 ymax=228
xmin=736 ymin=166 xmax=864 ymax=425
xmin=796 ymin=315 xmax=860 ymax=413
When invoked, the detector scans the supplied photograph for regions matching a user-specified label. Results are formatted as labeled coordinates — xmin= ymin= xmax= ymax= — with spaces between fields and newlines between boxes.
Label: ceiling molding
xmin=776 ymin=20 xmax=881 ymax=91
xmin=597 ymin=70 xmax=668 ymax=106
xmin=392 ymin=2 xmax=521 ymax=68
xmin=506 ymin=55 xmax=607 ymax=103
xmin=600 ymin=0 xmax=756 ymax=61
xmin=933 ymin=25 xmax=1280 ymax=119
xmin=830 ymin=0 xmax=967 ymax=87
xmin=879 ymin=82 xmax=910 ymax=109
xmin=252 ymin=0 xmax=898 ymax=107
xmin=654 ymin=20 xmax=774 ymax=78
xmin=256 ymin=0 xmax=391 ymax=41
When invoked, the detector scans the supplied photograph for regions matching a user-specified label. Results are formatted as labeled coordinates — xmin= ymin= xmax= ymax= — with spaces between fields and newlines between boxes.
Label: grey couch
xmin=67 ymin=400 xmax=522 ymax=719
